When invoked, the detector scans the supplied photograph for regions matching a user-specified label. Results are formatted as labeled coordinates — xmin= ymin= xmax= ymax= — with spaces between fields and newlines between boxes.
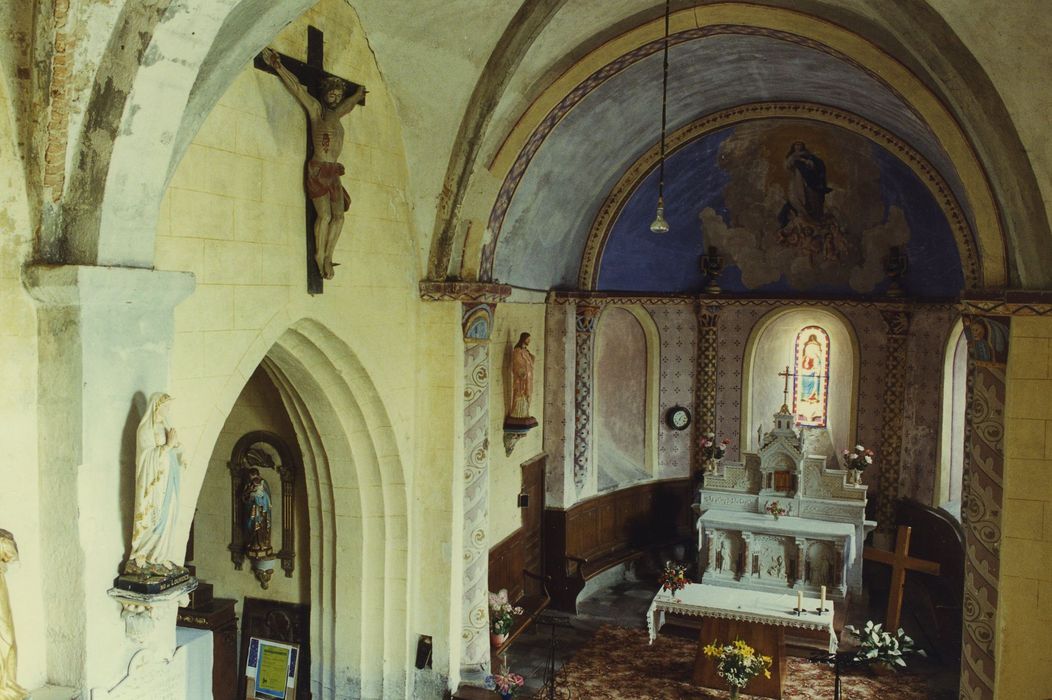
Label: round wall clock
xmin=666 ymin=405 xmax=691 ymax=430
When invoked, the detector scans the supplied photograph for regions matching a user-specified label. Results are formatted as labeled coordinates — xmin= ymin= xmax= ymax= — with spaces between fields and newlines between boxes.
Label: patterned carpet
xmin=533 ymin=624 xmax=933 ymax=700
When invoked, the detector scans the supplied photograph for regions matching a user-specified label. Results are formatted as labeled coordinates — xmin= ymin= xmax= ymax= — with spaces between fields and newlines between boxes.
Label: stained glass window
xmin=792 ymin=325 xmax=830 ymax=427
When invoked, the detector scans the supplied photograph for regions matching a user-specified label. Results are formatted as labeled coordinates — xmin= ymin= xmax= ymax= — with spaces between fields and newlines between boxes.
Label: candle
xmin=796 ymin=590 xmax=803 ymax=611
xmin=820 ymin=585 xmax=826 ymax=611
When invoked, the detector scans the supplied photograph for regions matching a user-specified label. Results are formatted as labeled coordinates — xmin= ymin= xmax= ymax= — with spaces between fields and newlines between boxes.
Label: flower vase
xmin=729 ymin=687 xmax=741 ymax=699
xmin=704 ymin=457 xmax=719 ymax=474
xmin=500 ymin=693 xmax=513 ymax=700
xmin=490 ymin=632 xmax=508 ymax=648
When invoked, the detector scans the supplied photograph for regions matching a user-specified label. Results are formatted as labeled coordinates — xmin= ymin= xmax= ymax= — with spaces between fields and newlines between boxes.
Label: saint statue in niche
xmin=241 ymin=468 xmax=274 ymax=560
xmin=715 ymin=541 xmax=726 ymax=573
xmin=262 ymin=47 xmax=366 ymax=280
xmin=777 ymin=141 xmax=848 ymax=262
xmin=125 ymin=393 xmax=187 ymax=576
xmin=0 ymin=529 xmax=27 ymax=700
xmin=503 ymin=332 xmax=539 ymax=455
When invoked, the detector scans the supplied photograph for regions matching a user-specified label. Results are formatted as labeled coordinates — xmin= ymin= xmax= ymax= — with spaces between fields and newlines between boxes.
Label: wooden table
xmin=647 ymin=584 xmax=836 ymax=699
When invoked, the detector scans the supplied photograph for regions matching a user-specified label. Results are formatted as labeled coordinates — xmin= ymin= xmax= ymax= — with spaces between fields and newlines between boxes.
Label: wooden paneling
xmin=545 ymin=479 xmax=694 ymax=611
xmin=488 ymin=454 xmax=546 ymax=600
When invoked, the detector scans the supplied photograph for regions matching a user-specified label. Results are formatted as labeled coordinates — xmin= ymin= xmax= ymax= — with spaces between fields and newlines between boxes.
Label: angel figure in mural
xmin=125 ymin=393 xmax=187 ymax=577
xmin=241 ymin=468 xmax=274 ymax=560
xmin=262 ymin=47 xmax=366 ymax=280
xmin=799 ymin=333 xmax=824 ymax=405
xmin=0 ymin=530 xmax=27 ymax=700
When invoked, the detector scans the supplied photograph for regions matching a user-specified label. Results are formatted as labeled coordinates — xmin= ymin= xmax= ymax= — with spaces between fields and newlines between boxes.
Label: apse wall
xmin=152 ymin=0 xmax=445 ymax=695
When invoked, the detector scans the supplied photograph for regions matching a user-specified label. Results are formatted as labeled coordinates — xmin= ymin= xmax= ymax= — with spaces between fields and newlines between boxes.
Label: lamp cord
xmin=658 ymin=0 xmax=670 ymax=198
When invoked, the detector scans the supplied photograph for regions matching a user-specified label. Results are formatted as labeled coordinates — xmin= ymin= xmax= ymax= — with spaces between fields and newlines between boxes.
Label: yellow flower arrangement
xmin=703 ymin=638 xmax=773 ymax=696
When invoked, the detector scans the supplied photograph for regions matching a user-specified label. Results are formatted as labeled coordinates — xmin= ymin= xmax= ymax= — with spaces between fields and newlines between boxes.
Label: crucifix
xmin=778 ymin=365 xmax=794 ymax=412
xmin=863 ymin=525 xmax=941 ymax=631
xmin=255 ymin=26 xmax=366 ymax=295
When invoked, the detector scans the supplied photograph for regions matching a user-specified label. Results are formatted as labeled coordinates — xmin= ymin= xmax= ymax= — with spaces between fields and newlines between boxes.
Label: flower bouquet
xmin=701 ymin=434 xmax=732 ymax=473
xmin=764 ymin=501 xmax=789 ymax=519
xmin=485 ymin=667 xmax=526 ymax=699
xmin=842 ymin=444 xmax=874 ymax=484
xmin=658 ymin=560 xmax=690 ymax=599
xmin=488 ymin=589 xmax=524 ymax=647
xmin=703 ymin=638 xmax=772 ymax=698
xmin=846 ymin=620 xmax=924 ymax=671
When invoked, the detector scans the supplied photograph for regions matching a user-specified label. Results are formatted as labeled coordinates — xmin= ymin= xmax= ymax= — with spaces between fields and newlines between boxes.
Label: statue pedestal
xmin=108 ymin=578 xmax=198 ymax=649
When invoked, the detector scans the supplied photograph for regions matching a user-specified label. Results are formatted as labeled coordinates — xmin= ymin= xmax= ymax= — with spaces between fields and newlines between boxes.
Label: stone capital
xmin=24 ymin=265 xmax=195 ymax=309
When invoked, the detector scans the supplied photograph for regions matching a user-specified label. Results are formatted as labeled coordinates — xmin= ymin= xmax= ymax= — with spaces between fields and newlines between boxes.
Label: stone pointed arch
xmin=187 ymin=317 xmax=410 ymax=698
xmin=56 ymin=0 xmax=313 ymax=267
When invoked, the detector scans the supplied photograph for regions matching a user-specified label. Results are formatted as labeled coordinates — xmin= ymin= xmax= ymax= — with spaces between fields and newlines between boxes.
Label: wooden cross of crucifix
xmin=863 ymin=525 xmax=941 ymax=631
xmin=254 ymin=26 xmax=366 ymax=295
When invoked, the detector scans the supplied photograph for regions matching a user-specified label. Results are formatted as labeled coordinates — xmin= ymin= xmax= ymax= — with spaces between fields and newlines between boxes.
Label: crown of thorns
xmin=320 ymin=76 xmax=346 ymax=94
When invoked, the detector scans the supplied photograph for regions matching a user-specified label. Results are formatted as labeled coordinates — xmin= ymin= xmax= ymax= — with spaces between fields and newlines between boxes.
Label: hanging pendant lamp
xmin=649 ymin=0 xmax=672 ymax=234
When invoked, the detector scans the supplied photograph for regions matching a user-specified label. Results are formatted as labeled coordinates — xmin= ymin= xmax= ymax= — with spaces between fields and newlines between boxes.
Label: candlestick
xmin=820 ymin=585 xmax=826 ymax=611
xmin=796 ymin=590 xmax=803 ymax=612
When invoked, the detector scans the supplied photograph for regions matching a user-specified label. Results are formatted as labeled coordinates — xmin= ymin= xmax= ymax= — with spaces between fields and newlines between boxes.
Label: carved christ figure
xmin=262 ymin=47 xmax=366 ymax=280
xmin=509 ymin=332 xmax=535 ymax=419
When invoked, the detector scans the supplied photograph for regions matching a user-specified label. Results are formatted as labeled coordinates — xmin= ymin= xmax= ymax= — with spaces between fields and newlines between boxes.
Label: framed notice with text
xmin=244 ymin=636 xmax=300 ymax=699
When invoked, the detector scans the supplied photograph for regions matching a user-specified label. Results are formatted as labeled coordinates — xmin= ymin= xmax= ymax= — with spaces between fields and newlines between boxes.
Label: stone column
xmin=693 ymin=303 xmax=720 ymax=470
xmin=959 ymin=313 xmax=1010 ymax=700
xmin=876 ymin=308 xmax=911 ymax=531
xmin=794 ymin=538 xmax=806 ymax=586
xmin=573 ymin=304 xmax=600 ymax=497
xmin=542 ymin=299 xmax=576 ymax=508
xmin=25 ymin=265 xmax=194 ymax=690
xmin=833 ymin=542 xmax=845 ymax=591
xmin=459 ymin=302 xmax=495 ymax=681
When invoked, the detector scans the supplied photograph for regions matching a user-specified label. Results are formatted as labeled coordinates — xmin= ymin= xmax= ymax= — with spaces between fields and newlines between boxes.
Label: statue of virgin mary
xmin=0 ymin=529 xmax=27 ymax=700
xmin=125 ymin=393 xmax=186 ymax=576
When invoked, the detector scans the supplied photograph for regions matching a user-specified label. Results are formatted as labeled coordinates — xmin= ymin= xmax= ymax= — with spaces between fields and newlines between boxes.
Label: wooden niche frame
xmin=229 ymin=431 xmax=298 ymax=582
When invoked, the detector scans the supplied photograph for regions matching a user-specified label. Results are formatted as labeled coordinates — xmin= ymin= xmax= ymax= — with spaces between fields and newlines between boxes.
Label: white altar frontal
xmin=696 ymin=408 xmax=876 ymax=599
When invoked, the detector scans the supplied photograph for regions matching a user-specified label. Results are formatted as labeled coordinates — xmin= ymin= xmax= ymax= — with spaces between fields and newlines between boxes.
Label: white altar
xmin=646 ymin=583 xmax=837 ymax=653
xmin=696 ymin=407 xmax=876 ymax=598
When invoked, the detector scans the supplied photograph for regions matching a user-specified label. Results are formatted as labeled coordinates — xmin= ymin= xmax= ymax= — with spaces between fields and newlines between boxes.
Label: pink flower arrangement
xmin=765 ymin=501 xmax=789 ymax=517
xmin=488 ymin=589 xmax=524 ymax=635
xmin=701 ymin=433 xmax=732 ymax=461
xmin=842 ymin=444 xmax=874 ymax=472
xmin=659 ymin=560 xmax=691 ymax=594
xmin=486 ymin=668 xmax=526 ymax=696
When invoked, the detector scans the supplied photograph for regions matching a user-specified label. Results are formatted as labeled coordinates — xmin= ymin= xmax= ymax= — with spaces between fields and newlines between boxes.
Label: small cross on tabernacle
xmin=778 ymin=365 xmax=793 ymax=412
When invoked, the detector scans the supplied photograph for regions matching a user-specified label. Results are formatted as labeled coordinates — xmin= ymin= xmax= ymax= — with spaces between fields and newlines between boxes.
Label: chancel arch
xmin=592 ymin=305 xmax=660 ymax=491
xmin=742 ymin=307 xmax=859 ymax=454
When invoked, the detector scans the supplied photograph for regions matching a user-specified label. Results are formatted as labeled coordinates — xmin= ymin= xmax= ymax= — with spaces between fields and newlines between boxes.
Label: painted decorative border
xmin=959 ymin=314 xmax=1009 ymax=700
xmin=480 ymin=23 xmax=942 ymax=279
xmin=460 ymin=302 xmax=494 ymax=673
xmin=547 ymin=291 xmax=958 ymax=313
xmin=573 ymin=305 xmax=600 ymax=494
xmin=694 ymin=303 xmax=719 ymax=474
xmin=420 ymin=280 xmax=511 ymax=303
xmin=875 ymin=309 xmax=911 ymax=530
xmin=576 ymin=102 xmax=980 ymax=291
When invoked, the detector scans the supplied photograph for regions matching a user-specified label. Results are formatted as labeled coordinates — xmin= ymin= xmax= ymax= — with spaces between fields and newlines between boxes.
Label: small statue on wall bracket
xmin=503 ymin=332 xmax=539 ymax=456
xmin=229 ymin=432 xmax=299 ymax=590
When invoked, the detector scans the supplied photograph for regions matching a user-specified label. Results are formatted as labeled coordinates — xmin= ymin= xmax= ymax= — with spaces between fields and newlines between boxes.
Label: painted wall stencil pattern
xmin=574 ymin=305 xmax=600 ymax=494
xmin=695 ymin=304 xmax=719 ymax=473
xmin=648 ymin=305 xmax=696 ymax=477
xmin=876 ymin=309 xmax=910 ymax=530
xmin=959 ymin=314 xmax=1009 ymax=700
xmin=460 ymin=303 xmax=493 ymax=673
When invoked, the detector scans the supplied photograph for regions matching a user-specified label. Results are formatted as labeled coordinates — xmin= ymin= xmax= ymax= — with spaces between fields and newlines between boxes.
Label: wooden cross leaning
xmin=862 ymin=525 xmax=941 ymax=632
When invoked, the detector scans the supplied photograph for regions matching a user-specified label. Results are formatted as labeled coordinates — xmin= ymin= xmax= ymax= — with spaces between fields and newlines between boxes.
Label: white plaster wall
xmin=194 ymin=367 xmax=309 ymax=615
xmin=0 ymin=48 xmax=45 ymax=691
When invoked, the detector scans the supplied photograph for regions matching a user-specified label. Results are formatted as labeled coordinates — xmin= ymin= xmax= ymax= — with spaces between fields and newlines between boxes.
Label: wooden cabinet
xmin=178 ymin=597 xmax=239 ymax=700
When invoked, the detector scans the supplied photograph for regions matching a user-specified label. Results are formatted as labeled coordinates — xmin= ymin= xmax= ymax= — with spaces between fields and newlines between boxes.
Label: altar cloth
xmin=646 ymin=583 xmax=837 ymax=653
